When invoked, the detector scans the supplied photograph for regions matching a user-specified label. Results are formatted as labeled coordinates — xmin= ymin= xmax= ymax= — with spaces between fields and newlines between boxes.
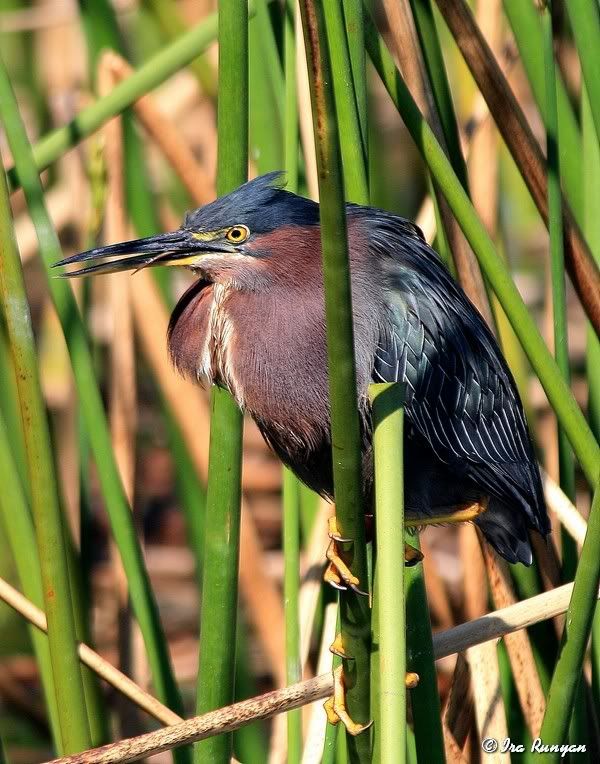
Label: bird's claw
xmin=405 ymin=671 xmax=420 ymax=688
xmin=329 ymin=632 xmax=352 ymax=659
xmin=324 ymin=517 xmax=369 ymax=596
xmin=324 ymin=665 xmax=373 ymax=736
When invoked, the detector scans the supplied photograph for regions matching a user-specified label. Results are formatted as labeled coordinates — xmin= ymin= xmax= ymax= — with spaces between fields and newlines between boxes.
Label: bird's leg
xmin=324 ymin=516 xmax=368 ymax=595
xmin=405 ymin=497 xmax=488 ymax=529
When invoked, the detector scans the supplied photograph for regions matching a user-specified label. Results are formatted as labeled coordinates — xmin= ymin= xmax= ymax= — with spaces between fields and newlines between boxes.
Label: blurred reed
xmin=194 ymin=2 xmax=247 ymax=763
xmin=0 ymin=74 xmax=92 ymax=753
xmin=0 ymin=48 xmax=185 ymax=742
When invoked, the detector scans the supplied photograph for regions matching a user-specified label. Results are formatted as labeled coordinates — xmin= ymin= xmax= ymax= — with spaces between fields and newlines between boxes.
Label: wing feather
xmin=367 ymin=221 xmax=547 ymax=531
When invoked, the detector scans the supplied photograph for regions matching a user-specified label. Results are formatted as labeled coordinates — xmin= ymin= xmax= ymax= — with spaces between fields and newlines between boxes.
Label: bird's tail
xmin=474 ymin=497 xmax=536 ymax=565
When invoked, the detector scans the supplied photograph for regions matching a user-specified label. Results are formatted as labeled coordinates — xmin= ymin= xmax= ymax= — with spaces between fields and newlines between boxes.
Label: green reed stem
xmin=249 ymin=1 xmax=284 ymax=174
xmin=369 ymin=383 xmax=407 ymax=764
xmin=254 ymin=0 xmax=284 ymax=122
xmin=404 ymin=534 xmax=445 ymax=764
xmin=409 ymin=0 xmax=469 ymax=191
xmin=541 ymin=2 xmax=577 ymax=570
xmin=143 ymin=0 xmax=217 ymax=98
xmin=322 ymin=0 xmax=369 ymax=203
xmin=342 ymin=0 xmax=368 ymax=165
xmin=564 ymin=0 xmax=600 ymax=157
xmin=542 ymin=8 xmax=589 ymax=747
xmin=194 ymin=3 xmax=247 ymax=762
xmin=160 ymin=401 xmax=265 ymax=764
xmin=364 ymin=13 xmax=600 ymax=487
xmin=283 ymin=468 xmax=303 ymax=763
xmin=502 ymin=0 xmax=583 ymax=221
xmin=540 ymin=478 xmax=600 ymax=753
xmin=0 ymin=55 xmax=184 ymax=726
xmin=283 ymin=18 xmax=302 ymax=758
xmin=0 ymin=319 xmax=27 ymax=491
xmin=299 ymin=1 xmax=371 ymax=760
xmin=0 ymin=413 xmax=62 ymax=749
xmin=194 ymin=392 xmax=244 ymax=764
xmin=370 ymin=561 xmax=381 ymax=763
xmin=323 ymin=721 xmax=339 ymax=764
xmin=583 ymin=83 xmax=600 ymax=716
xmin=285 ymin=0 xmax=299 ymax=192
xmin=0 ymin=161 xmax=91 ymax=753
xmin=408 ymin=0 xmax=492 ymax=316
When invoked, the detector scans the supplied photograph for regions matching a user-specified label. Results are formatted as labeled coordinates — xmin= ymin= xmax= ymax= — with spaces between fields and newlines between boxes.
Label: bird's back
xmin=354 ymin=206 xmax=549 ymax=564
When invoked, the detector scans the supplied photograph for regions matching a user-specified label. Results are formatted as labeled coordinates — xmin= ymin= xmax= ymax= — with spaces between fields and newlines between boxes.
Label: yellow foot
xmin=405 ymin=672 xmax=420 ymax=688
xmin=323 ymin=665 xmax=373 ymax=736
xmin=404 ymin=542 xmax=424 ymax=567
xmin=324 ymin=516 xmax=368 ymax=596
xmin=405 ymin=497 xmax=489 ymax=528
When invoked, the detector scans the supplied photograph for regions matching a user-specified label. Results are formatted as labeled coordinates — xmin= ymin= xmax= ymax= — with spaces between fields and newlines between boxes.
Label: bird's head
xmin=54 ymin=173 xmax=320 ymax=280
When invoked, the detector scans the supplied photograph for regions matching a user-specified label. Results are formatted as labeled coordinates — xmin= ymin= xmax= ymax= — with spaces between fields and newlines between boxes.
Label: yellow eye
xmin=226 ymin=225 xmax=250 ymax=243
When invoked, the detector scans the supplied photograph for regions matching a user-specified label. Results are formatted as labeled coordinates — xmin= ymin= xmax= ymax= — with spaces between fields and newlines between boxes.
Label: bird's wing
xmin=372 ymin=234 xmax=545 ymax=525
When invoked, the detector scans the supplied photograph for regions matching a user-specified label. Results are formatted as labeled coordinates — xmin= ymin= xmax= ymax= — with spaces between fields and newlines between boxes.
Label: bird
xmin=56 ymin=172 xmax=550 ymax=571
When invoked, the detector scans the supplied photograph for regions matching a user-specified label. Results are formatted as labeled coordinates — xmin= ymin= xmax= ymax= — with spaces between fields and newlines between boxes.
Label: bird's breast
xmin=168 ymin=280 xmax=244 ymax=404
xmin=196 ymin=283 xmax=243 ymax=400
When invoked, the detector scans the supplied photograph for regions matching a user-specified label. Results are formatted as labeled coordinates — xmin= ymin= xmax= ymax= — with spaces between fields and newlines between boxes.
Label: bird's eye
xmin=226 ymin=225 xmax=250 ymax=243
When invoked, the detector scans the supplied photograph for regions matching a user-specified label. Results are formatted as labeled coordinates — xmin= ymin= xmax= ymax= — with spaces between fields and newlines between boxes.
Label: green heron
xmin=57 ymin=173 xmax=549 ymax=723
xmin=57 ymin=171 xmax=549 ymax=558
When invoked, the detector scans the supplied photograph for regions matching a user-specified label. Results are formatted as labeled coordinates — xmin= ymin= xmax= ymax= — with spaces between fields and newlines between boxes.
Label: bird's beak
xmin=54 ymin=229 xmax=234 ymax=278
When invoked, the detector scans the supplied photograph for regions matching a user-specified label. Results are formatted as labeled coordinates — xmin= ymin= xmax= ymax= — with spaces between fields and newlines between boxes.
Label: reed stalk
xmin=540 ymin=479 xmax=600 ymax=752
xmin=44 ymin=579 xmax=600 ymax=764
xmin=249 ymin=1 xmax=284 ymax=173
xmin=193 ymin=2 xmax=247 ymax=762
xmin=502 ymin=0 xmax=583 ymax=220
xmin=322 ymin=722 xmax=339 ymax=764
xmin=409 ymin=0 xmax=468 ymax=191
xmin=342 ymin=0 xmax=368 ymax=165
xmin=0 ymin=155 xmax=91 ymax=752
xmin=369 ymin=383 xmax=407 ymax=764
xmin=299 ymin=1 xmax=371 ymax=760
xmin=283 ymin=467 xmax=303 ymax=763
xmin=0 ymin=54 xmax=184 ymax=726
xmin=404 ymin=533 xmax=445 ymax=763
xmin=0 ymin=412 xmax=62 ymax=747
xmin=0 ymin=320 xmax=27 ymax=488
xmin=564 ymin=0 xmax=600 ymax=154
xmin=363 ymin=14 xmax=600 ymax=487
xmin=143 ymin=0 xmax=217 ymax=97
xmin=285 ymin=0 xmax=299 ymax=192
xmin=541 ymin=2 xmax=577 ymax=575
xmin=407 ymin=0 xmax=494 ymax=329
xmin=281 ymin=35 xmax=303 ymax=745
xmin=583 ymin=83 xmax=600 ymax=715
xmin=78 ymin=0 xmax=163 ymax=244
xmin=195 ymin=387 xmax=244 ymax=764
xmin=322 ymin=0 xmax=369 ymax=202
